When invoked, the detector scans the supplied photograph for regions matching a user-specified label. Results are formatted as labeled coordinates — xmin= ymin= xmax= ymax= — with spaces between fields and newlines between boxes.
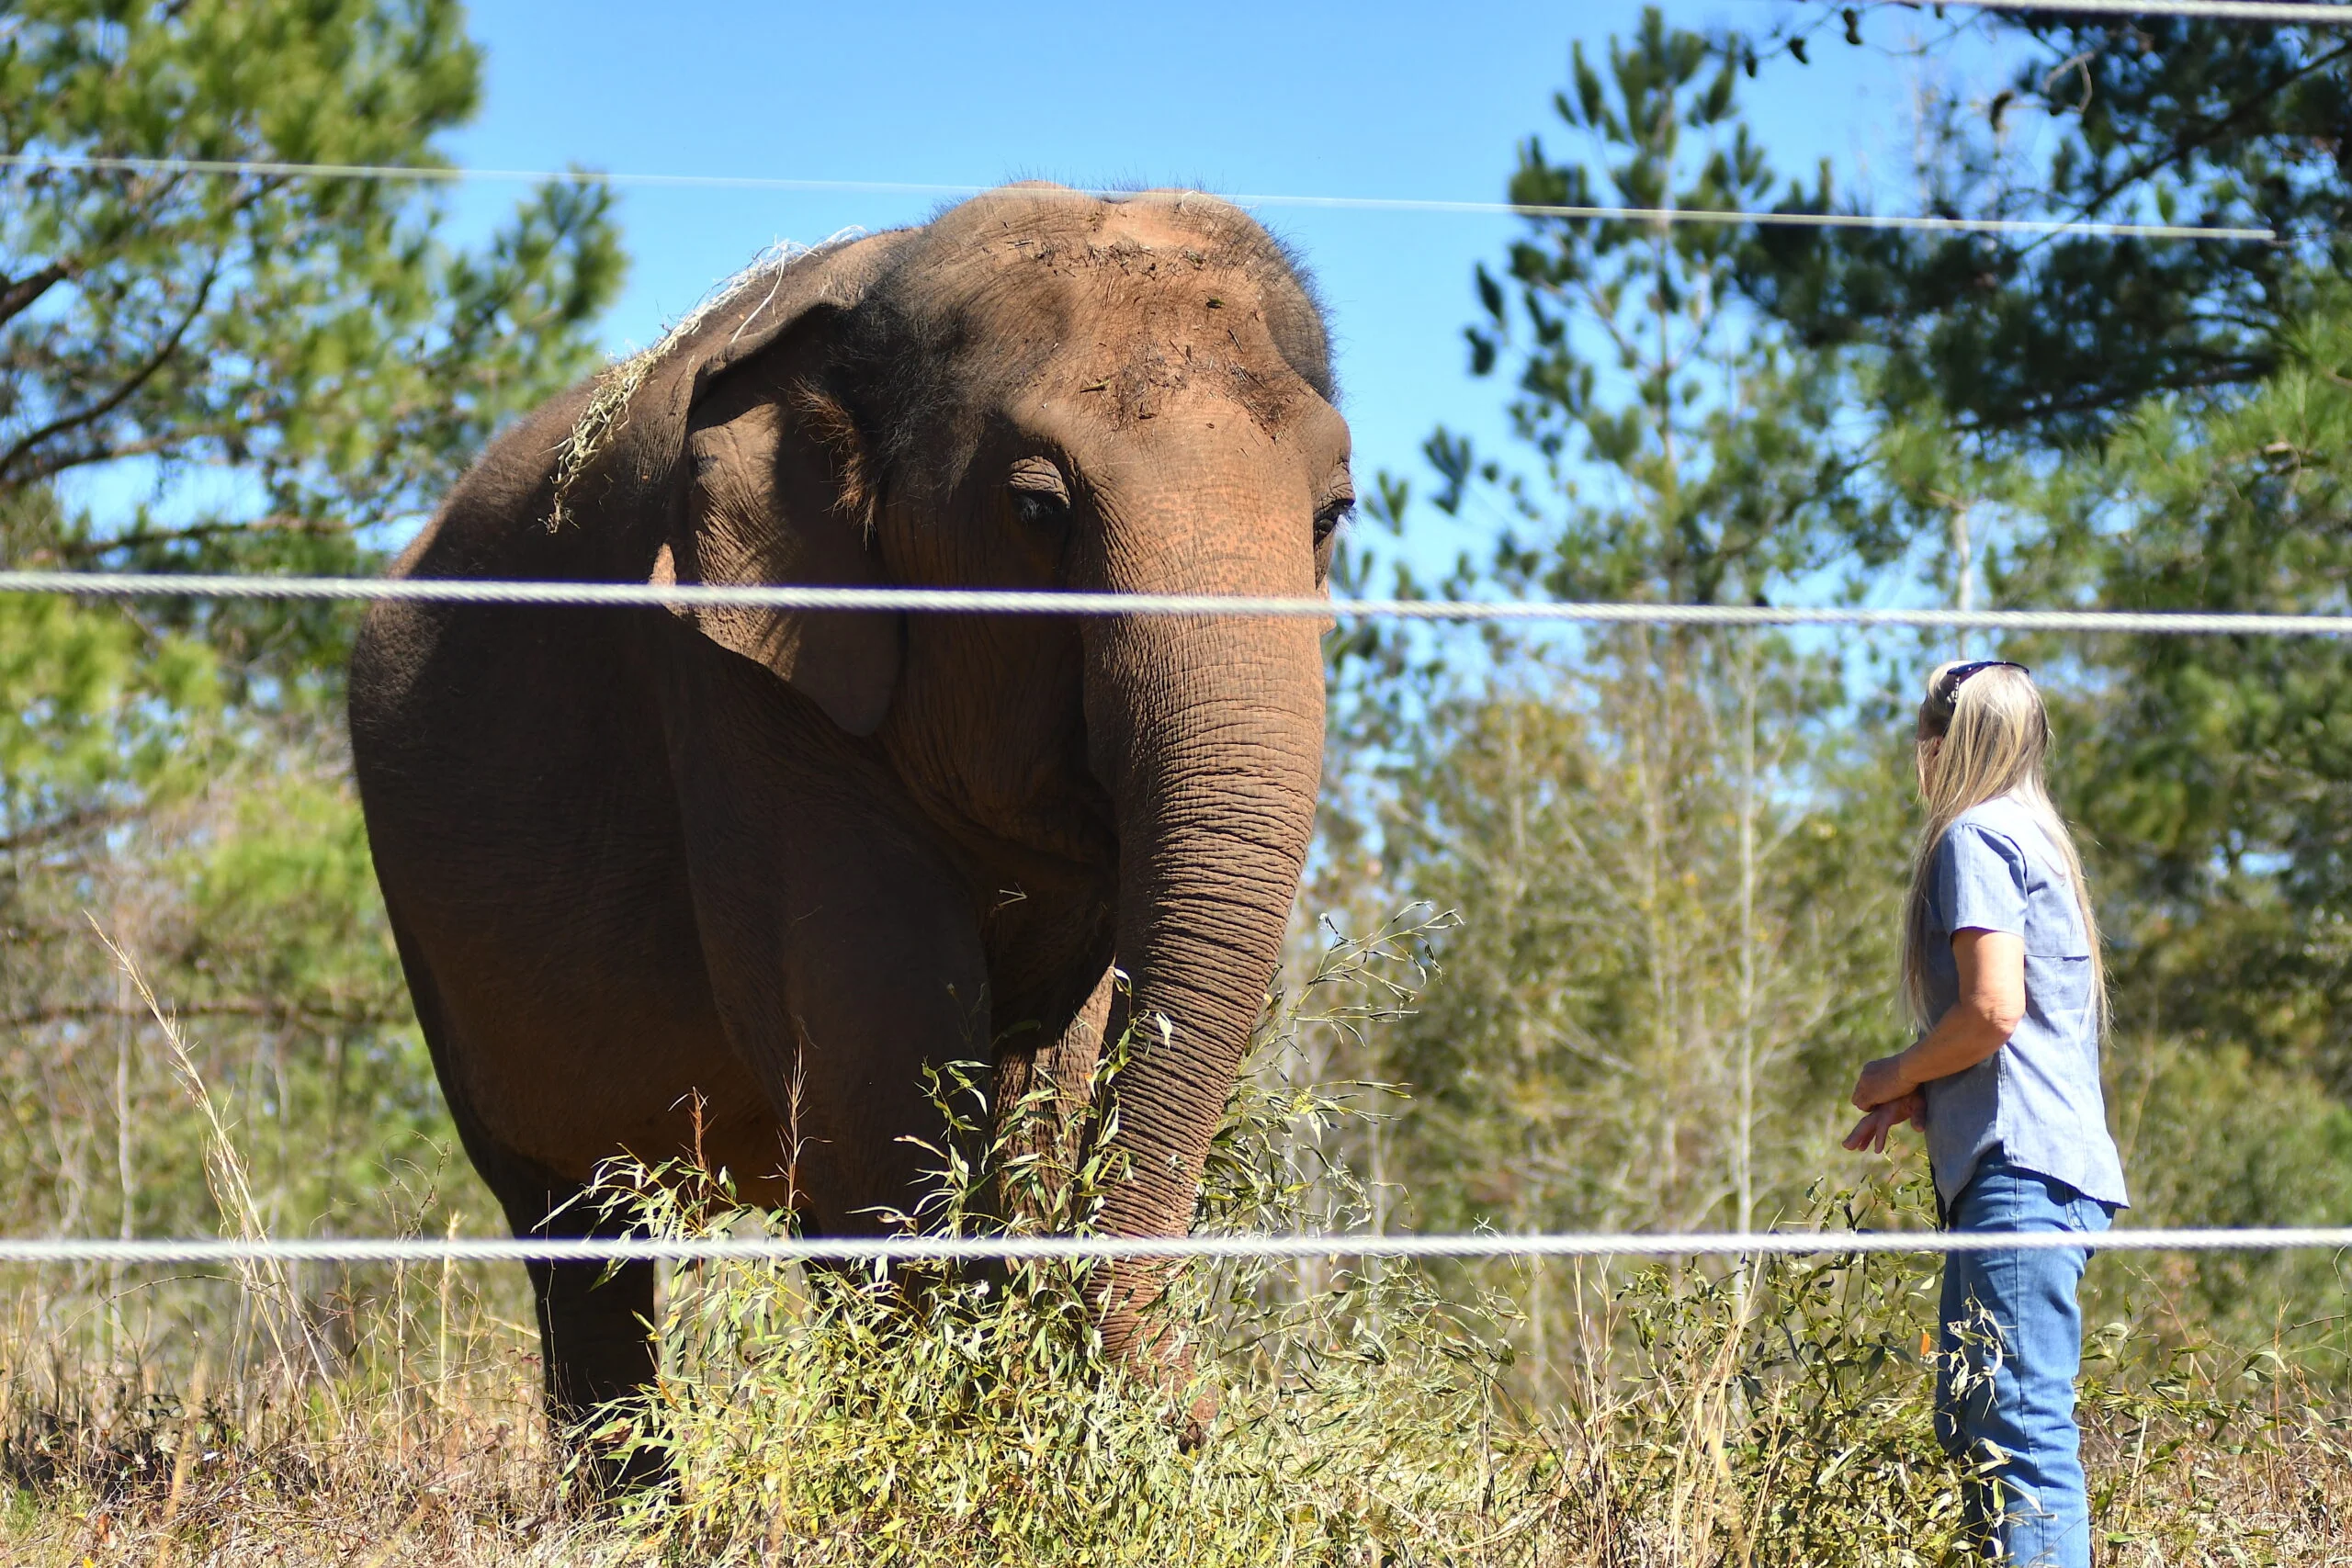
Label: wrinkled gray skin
xmin=347 ymin=186 xmax=1346 ymax=1474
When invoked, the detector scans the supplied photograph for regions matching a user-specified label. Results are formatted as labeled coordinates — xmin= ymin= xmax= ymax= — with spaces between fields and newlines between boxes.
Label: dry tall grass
xmin=4 ymin=1246 xmax=2346 ymax=1565
xmin=1 ymin=939 xmax=2346 ymax=1565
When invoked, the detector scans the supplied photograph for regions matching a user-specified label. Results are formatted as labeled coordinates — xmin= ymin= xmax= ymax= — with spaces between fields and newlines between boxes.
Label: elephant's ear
xmin=654 ymin=379 xmax=900 ymax=735
xmin=601 ymin=235 xmax=909 ymax=736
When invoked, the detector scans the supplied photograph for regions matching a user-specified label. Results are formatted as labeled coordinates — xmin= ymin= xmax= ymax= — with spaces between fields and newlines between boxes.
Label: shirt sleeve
xmin=1933 ymin=822 xmax=2029 ymax=937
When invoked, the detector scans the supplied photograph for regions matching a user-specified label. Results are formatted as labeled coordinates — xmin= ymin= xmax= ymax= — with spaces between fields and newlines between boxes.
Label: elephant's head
xmin=571 ymin=185 xmax=1345 ymax=1347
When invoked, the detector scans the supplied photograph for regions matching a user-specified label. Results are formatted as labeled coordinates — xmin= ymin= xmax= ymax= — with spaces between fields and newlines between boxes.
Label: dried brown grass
xmin=2 ymin=929 xmax=2345 ymax=1565
xmin=0 ymin=1265 xmax=2344 ymax=1567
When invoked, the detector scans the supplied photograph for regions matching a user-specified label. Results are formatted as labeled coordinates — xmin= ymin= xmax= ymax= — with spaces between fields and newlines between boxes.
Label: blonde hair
xmin=1900 ymin=660 xmax=2106 ymax=1032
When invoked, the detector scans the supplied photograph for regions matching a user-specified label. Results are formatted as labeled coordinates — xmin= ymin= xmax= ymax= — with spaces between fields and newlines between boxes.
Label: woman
xmin=1845 ymin=660 xmax=2129 ymax=1568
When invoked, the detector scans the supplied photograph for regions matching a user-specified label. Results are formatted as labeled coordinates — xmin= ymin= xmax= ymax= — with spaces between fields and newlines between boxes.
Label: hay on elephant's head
xmin=545 ymin=230 xmax=868 ymax=532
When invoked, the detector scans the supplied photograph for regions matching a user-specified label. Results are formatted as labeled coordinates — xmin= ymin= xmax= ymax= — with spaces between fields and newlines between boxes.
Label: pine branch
xmin=0 ymin=260 xmax=71 ymax=328
xmin=0 ymin=263 xmax=220 ymax=486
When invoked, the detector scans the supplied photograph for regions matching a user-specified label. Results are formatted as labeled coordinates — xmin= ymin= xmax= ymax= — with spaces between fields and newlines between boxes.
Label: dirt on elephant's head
xmin=913 ymin=184 xmax=1334 ymax=434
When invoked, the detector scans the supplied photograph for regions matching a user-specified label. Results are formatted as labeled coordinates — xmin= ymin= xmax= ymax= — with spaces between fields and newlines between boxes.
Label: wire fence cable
xmin=0 ymin=1228 xmax=2346 ymax=1267
xmin=7 ymin=571 xmax=2352 ymax=637
xmin=0 ymin=152 xmax=2277 ymax=243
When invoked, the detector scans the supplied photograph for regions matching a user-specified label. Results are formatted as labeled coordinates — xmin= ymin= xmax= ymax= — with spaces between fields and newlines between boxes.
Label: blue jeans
xmin=1938 ymin=1151 xmax=2115 ymax=1567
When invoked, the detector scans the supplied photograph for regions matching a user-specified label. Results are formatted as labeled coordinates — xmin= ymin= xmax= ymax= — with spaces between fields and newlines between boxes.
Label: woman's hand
xmin=1850 ymin=1054 xmax=1917 ymax=1112
xmin=1843 ymin=1090 xmax=1926 ymax=1154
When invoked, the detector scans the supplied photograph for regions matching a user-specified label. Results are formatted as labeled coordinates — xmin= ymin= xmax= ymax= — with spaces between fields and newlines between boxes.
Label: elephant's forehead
xmin=971 ymin=228 xmax=1234 ymax=310
xmin=964 ymin=230 xmax=1310 ymax=428
xmin=964 ymin=194 xmax=1237 ymax=268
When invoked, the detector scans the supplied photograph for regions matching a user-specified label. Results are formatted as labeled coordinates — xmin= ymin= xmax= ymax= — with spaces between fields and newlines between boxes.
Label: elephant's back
xmin=349 ymin=375 xmax=650 ymax=743
xmin=354 ymin=378 xmax=600 ymax=689
xmin=346 ymin=369 xmax=678 ymax=933
xmin=407 ymin=375 xmax=603 ymax=575
xmin=345 ymin=378 xmax=737 ymax=1184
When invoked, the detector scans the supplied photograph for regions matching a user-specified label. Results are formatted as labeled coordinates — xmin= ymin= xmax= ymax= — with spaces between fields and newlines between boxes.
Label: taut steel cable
xmin=0 ymin=1229 xmax=2346 ymax=1266
xmin=0 ymin=152 xmax=2275 ymax=243
xmin=3 ymin=571 xmax=2351 ymax=636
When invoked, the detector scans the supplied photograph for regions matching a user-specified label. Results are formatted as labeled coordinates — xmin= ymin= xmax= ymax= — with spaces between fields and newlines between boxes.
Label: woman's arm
xmin=1851 ymin=928 xmax=2027 ymax=1112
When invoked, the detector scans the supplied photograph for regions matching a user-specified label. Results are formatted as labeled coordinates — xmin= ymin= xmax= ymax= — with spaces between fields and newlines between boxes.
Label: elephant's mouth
xmin=881 ymin=665 xmax=1118 ymax=875
xmin=922 ymin=766 xmax=1118 ymax=877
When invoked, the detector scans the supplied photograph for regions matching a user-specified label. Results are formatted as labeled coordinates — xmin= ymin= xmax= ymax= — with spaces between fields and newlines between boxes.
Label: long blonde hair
xmin=1900 ymin=660 xmax=2106 ymax=1032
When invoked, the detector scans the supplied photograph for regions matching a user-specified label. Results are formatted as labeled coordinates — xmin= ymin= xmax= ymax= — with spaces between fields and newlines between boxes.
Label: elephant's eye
xmin=1008 ymin=457 xmax=1072 ymax=530
xmin=1313 ymin=486 xmax=1355 ymax=547
xmin=1014 ymin=489 xmax=1070 ymax=529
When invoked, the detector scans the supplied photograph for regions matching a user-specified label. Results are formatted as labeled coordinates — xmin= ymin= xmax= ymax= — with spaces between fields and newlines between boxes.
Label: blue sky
xmin=439 ymin=1 xmax=1972 ymax=577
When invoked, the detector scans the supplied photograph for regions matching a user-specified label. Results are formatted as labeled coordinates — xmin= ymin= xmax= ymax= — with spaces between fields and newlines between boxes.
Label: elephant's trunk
xmin=1080 ymin=577 xmax=1325 ymax=1354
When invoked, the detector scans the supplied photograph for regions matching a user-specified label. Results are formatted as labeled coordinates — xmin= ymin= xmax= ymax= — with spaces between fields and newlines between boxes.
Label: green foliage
xmin=1412 ymin=6 xmax=1901 ymax=609
xmin=1359 ymin=636 xmax=1910 ymax=1246
xmin=0 ymin=750 xmax=439 ymax=1250
xmin=1330 ymin=11 xmax=1928 ymax=1265
xmin=184 ymin=767 xmax=403 ymax=1022
xmin=2108 ymin=1034 xmax=2352 ymax=1362
xmin=599 ymin=932 xmax=1532 ymax=1565
xmin=1 ymin=0 xmax=623 ymax=573
xmin=0 ymin=0 xmax=622 ymax=1268
xmin=0 ymin=584 xmax=218 ymax=835
xmin=1335 ymin=5 xmax=2352 ymax=1429
xmin=0 ymin=920 xmax=2342 ymax=1565
xmin=1707 ymin=19 xmax=2352 ymax=1122
xmin=1741 ymin=11 xmax=2352 ymax=443
xmin=553 ymin=950 xmax=2332 ymax=1566
xmin=1596 ymin=1230 xmax=1970 ymax=1564
xmin=1949 ymin=291 xmax=2352 ymax=1099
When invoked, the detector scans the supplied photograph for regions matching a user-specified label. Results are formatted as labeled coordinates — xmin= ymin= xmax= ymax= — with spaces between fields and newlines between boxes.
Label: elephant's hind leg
xmin=487 ymin=1161 xmax=663 ymax=1494
xmin=381 ymin=912 xmax=666 ymax=1493
xmin=523 ymin=1215 xmax=662 ymax=1494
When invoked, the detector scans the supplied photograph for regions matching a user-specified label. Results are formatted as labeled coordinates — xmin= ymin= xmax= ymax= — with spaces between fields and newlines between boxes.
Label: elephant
xmin=345 ymin=183 xmax=1349 ymax=1469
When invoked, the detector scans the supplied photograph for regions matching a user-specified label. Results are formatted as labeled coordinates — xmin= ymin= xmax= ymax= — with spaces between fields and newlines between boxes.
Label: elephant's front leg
xmin=665 ymin=637 xmax=995 ymax=1234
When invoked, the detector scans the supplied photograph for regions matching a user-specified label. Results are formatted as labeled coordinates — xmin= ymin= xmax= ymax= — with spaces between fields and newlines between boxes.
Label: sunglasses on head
xmin=1937 ymin=660 xmax=2030 ymax=704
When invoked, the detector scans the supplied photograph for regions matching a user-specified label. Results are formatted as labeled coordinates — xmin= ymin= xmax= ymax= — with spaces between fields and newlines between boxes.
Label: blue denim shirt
xmin=1920 ymin=796 xmax=2131 ymax=1209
